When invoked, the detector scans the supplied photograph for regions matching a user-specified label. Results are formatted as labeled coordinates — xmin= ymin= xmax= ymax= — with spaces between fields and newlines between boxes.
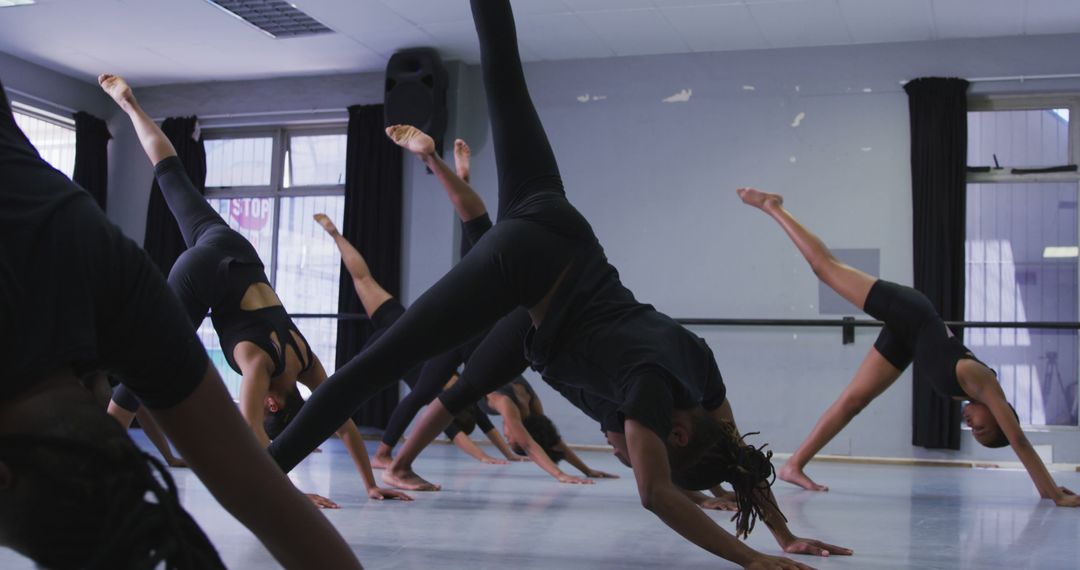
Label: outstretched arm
xmin=624 ymin=419 xmax=795 ymax=569
xmin=558 ymin=442 xmax=619 ymax=479
xmin=300 ymin=356 xmax=413 ymax=501
xmin=451 ymin=432 xmax=507 ymax=464
xmin=965 ymin=367 xmax=1079 ymax=507
xmin=151 ymin=365 xmax=362 ymax=569
xmin=99 ymin=74 xmax=176 ymax=165
xmin=387 ymin=126 xmax=487 ymax=222
xmin=134 ymin=406 xmax=186 ymax=467
xmin=483 ymin=427 xmax=527 ymax=461
xmin=490 ymin=396 xmax=592 ymax=484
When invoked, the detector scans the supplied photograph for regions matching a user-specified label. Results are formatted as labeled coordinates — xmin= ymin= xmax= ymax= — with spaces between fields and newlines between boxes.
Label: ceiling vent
xmin=204 ymin=0 xmax=333 ymax=39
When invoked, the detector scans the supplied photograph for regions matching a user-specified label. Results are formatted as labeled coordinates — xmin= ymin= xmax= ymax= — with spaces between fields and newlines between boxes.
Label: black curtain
xmin=72 ymin=111 xmax=111 ymax=210
xmin=336 ymin=104 xmax=403 ymax=429
xmin=142 ymin=117 xmax=205 ymax=275
xmin=904 ymin=77 xmax=970 ymax=450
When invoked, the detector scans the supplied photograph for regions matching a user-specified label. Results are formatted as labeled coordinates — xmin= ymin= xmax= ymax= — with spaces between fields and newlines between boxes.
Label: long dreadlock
xmin=0 ymin=433 xmax=225 ymax=570
xmin=671 ymin=421 xmax=781 ymax=538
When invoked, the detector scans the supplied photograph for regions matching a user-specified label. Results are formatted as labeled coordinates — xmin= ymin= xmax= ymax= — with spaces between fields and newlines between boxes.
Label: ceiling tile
xmin=373 ymin=0 xmax=471 ymax=25
xmin=563 ymin=0 xmax=653 ymax=11
xmin=576 ymin=8 xmax=689 ymax=56
xmin=661 ymin=4 xmax=770 ymax=52
xmin=837 ymin=0 xmax=934 ymax=43
xmin=518 ymin=13 xmax=614 ymax=60
xmin=748 ymin=0 xmax=854 ymax=48
xmin=932 ymin=0 xmax=1024 ymax=39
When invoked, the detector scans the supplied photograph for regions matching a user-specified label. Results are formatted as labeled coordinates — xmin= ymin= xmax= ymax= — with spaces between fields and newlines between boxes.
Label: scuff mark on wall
xmin=791 ymin=112 xmax=806 ymax=128
xmin=862 ymin=88 xmax=873 ymax=93
xmin=795 ymin=85 xmax=801 ymax=93
xmin=662 ymin=88 xmax=692 ymax=103
xmin=742 ymin=85 xmax=756 ymax=91
xmin=789 ymin=156 xmax=797 ymax=163
xmin=861 ymin=147 xmax=873 ymax=152
xmin=577 ymin=93 xmax=607 ymax=103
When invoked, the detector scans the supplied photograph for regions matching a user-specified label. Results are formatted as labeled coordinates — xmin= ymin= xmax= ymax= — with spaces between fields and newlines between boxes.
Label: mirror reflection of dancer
xmin=268 ymin=1 xmax=851 ymax=566
xmin=0 ymin=78 xmax=361 ymax=569
xmin=101 ymin=73 xmax=409 ymax=505
xmin=739 ymin=187 xmax=1079 ymax=508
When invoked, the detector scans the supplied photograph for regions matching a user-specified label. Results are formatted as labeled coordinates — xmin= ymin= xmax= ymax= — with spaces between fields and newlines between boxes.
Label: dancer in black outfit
xmin=100 ymin=73 xmax=408 ymax=505
xmin=312 ymin=208 xmax=519 ymax=466
xmin=269 ymin=2 xmax=849 ymax=566
xmin=738 ymin=187 xmax=1080 ymax=507
xmin=0 ymin=78 xmax=360 ymax=569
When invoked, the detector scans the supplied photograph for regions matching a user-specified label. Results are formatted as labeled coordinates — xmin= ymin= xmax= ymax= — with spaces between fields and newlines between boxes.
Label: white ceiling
xmin=0 ymin=0 xmax=1078 ymax=86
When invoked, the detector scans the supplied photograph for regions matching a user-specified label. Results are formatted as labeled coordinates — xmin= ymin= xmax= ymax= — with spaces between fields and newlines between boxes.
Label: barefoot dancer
xmin=738 ymin=187 xmax=1080 ymax=507
xmin=100 ymin=73 xmax=409 ymax=505
xmin=269 ymin=1 xmax=849 ymax=565
xmin=0 ymin=78 xmax=361 ymax=569
xmin=312 ymin=210 xmax=517 ymax=466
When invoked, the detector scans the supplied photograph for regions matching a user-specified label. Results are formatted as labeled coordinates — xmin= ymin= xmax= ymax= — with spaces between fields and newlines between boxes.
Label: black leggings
xmin=268 ymin=0 xmax=593 ymax=471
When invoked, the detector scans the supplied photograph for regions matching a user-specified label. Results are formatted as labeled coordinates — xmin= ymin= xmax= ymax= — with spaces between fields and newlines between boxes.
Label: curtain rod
xmin=4 ymin=86 xmax=77 ymax=115
xmin=968 ymin=73 xmax=1080 ymax=83
xmin=152 ymin=107 xmax=347 ymax=122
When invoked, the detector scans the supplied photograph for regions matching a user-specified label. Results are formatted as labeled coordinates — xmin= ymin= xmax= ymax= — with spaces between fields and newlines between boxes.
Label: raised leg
xmin=314 ymin=213 xmax=393 ymax=318
xmin=779 ymin=348 xmax=903 ymax=491
xmin=102 ymin=73 xmax=225 ymax=247
xmin=471 ymin=0 xmax=563 ymax=217
xmin=738 ymin=187 xmax=876 ymax=310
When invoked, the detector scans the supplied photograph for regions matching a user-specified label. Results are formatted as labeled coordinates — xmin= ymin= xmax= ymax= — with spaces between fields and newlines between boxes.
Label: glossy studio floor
xmin=3 ymin=432 xmax=1078 ymax=570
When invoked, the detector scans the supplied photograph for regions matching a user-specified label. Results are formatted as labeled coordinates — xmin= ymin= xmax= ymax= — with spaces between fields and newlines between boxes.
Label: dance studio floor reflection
xmin=3 ymin=433 xmax=1078 ymax=569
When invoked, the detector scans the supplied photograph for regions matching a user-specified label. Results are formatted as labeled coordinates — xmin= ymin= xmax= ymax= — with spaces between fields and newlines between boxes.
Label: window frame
xmin=967 ymin=93 xmax=1080 ymax=184
xmin=10 ymin=99 xmax=77 ymax=178
xmin=203 ymin=123 xmax=347 ymax=287
xmin=966 ymin=93 xmax=1080 ymax=431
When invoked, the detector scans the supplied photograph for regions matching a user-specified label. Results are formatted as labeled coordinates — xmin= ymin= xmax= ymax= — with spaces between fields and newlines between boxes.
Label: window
xmin=965 ymin=95 xmax=1080 ymax=428
xmin=12 ymin=102 xmax=76 ymax=178
xmin=199 ymin=126 xmax=347 ymax=397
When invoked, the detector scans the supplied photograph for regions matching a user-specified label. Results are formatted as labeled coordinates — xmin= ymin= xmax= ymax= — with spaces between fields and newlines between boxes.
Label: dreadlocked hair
xmin=0 ymin=402 xmax=225 ymax=569
xmin=671 ymin=421 xmax=781 ymax=539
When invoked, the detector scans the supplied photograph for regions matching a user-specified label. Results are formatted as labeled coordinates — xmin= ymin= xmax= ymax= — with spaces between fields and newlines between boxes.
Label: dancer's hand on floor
xmin=481 ymin=456 xmax=509 ymax=464
xmin=745 ymin=554 xmax=815 ymax=569
xmin=780 ymin=536 xmax=852 ymax=557
xmin=368 ymin=487 xmax=414 ymax=501
xmin=557 ymin=474 xmax=594 ymax=485
xmin=305 ymin=493 xmax=340 ymax=509
xmin=585 ymin=469 xmax=619 ymax=479
xmin=697 ymin=496 xmax=737 ymax=511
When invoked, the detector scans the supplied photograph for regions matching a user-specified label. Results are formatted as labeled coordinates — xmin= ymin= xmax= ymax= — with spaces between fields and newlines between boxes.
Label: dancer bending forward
xmin=739 ymin=187 xmax=1079 ymax=508
xmin=268 ymin=1 xmax=851 ymax=567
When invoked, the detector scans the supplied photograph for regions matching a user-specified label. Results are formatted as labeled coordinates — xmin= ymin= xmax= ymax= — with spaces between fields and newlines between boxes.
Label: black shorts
xmin=863 ymin=280 xmax=937 ymax=371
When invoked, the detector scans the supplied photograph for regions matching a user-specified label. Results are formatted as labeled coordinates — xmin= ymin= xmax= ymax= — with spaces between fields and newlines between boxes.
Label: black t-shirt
xmin=525 ymin=240 xmax=726 ymax=438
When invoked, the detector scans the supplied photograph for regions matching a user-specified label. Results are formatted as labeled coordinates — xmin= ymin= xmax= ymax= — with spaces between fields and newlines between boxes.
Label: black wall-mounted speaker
xmin=384 ymin=47 xmax=449 ymax=157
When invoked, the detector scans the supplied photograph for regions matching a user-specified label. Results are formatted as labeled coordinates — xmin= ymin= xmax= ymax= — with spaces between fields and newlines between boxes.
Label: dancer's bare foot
xmin=385 ymin=124 xmax=435 ymax=159
xmin=778 ymin=462 xmax=829 ymax=492
xmin=98 ymin=74 xmax=136 ymax=109
xmin=453 ymin=138 xmax=471 ymax=182
xmin=382 ymin=465 xmax=441 ymax=491
xmin=371 ymin=444 xmax=394 ymax=470
xmin=313 ymin=213 xmax=339 ymax=236
xmin=736 ymin=187 xmax=784 ymax=211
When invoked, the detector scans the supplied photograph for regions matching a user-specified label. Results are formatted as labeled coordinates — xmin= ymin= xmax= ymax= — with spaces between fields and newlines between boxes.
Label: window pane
xmin=968 ymin=109 xmax=1070 ymax=169
xmin=206 ymin=137 xmax=273 ymax=187
xmin=196 ymin=323 xmax=243 ymax=399
xmin=287 ymin=134 xmax=347 ymax=187
xmin=207 ymin=198 xmax=276 ymax=268
xmin=275 ymin=195 xmax=346 ymax=374
xmin=965 ymin=182 xmax=1079 ymax=426
xmin=14 ymin=111 xmax=75 ymax=178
